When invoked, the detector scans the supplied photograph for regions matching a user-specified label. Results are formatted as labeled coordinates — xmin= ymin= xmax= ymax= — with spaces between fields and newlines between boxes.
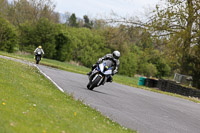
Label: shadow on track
xmin=90 ymin=89 xmax=117 ymax=97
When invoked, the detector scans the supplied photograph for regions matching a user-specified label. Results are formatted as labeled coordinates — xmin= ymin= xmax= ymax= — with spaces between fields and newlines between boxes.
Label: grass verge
xmin=0 ymin=51 xmax=199 ymax=103
xmin=0 ymin=58 xmax=136 ymax=133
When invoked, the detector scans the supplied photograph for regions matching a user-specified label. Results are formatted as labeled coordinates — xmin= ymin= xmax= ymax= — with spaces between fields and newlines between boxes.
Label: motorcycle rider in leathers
xmin=34 ymin=45 xmax=44 ymax=59
xmin=87 ymin=50 xmax=120 ymax=83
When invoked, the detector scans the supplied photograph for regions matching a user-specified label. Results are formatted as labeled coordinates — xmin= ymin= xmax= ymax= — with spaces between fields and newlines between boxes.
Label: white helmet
xmin=112 ymin=51 xmax=120 ymax=59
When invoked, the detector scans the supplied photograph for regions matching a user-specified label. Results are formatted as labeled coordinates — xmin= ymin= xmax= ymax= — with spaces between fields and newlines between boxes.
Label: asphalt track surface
xmin=37 ymin=65 xmax=200 ymax=133
xmin=1 ymin=55 xmax=200 ymax=133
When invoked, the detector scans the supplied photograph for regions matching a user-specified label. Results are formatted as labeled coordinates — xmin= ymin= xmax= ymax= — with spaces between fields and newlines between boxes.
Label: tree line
xmin=0 ymin=0 xmax=199 ymax=89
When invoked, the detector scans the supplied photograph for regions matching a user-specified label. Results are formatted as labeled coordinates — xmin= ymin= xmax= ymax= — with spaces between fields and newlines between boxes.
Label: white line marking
xmin=0 ymin=55 xmax=65 ymax=93
xmin=34 ymin=65 xmax=64 ymax=92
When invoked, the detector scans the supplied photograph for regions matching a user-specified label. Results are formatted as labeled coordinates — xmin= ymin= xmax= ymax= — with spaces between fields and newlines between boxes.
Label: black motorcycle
xmin=87 ymin=60 xmax=114 ymax=90
xmin=35 ymin=52 xmax=42 ymax=64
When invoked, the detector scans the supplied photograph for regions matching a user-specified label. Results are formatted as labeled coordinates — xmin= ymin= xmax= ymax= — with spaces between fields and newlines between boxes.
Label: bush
xmin=67 ymin=27 xmax=111 ymax=67
xmin=18 ymin=19 xmax=58 ymax=57
xmin=136 ymin=49 xmax=171 ymax=78
xmin=34 ymin=18 xmax=58 ymax=58
xmin=0 ymin=16 xmax=18 ymax=52
xmin=147 ymin=50 xmax=171 ymax=78
xmin=18 ymin=21 xmax=35 ymax=52
xmin=119 ymin=52 xmax=138 ymax=77
xmin=54 ymin=31 xmax=73 ymax=61
xmin=143 ymin=63 xmax=158 ymax=77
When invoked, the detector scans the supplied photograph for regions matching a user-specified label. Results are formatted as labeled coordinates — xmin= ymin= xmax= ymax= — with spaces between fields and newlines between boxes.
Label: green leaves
xmin=68 ymin=13 xmax=79 ymax=27
xmin=67 ymin=27 xmax=110 ymax=67
xmin=147 ymin=0 xmax=200 ymax=88
xmin=119 ymin=52 xmax=137 ymax=77
xmin=0 ymin=16 xmax=18 ymax=53
xmin=55 ymin=31 xmax=72 ymax=61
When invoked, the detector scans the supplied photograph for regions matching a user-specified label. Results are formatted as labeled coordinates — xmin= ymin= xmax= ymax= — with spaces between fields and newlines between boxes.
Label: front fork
xmin=89 ymin=69 xmax=98 ymax=80
xmin=89 ymin=70 xmax=105 ymax=86
xmin=101 ymin=76 xmax=107 ymax=85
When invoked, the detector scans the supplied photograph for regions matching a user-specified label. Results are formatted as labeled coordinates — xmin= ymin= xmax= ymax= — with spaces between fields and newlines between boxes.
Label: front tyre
xmin=36 ymin=60 xmax=39 ymax=64
xmin=36 ymin=56 xmax=40 ymax=64
xmin=87 ymin=76 xmax=102 ymax=90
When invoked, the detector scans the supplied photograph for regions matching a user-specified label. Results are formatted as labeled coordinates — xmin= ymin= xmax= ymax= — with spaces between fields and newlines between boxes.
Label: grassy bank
xmin=0 ymin=51 xmax=199 ymax=103
xmin=0 ymin=58 xmax=135 ymax=133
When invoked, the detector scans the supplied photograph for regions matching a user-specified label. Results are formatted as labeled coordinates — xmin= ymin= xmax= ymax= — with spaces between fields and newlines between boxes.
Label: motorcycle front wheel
xmin=87 ymin=76 xmax=102 ymax=90
xmin=36 ymin=60 xmax=40 ymax=64
xmin=36 ymin=56 xmax=40 ymax=64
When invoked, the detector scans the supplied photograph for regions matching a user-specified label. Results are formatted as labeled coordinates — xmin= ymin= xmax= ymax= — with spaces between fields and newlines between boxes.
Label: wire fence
xmin=173 ymin=73 xmax=192 ymax=86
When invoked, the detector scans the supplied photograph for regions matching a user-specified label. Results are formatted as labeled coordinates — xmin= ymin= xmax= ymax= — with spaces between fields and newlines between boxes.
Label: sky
xmin=8 ymin=0 xmax=162 ymax=19
xmin=54 ymin=0 xmax=162 ymax=18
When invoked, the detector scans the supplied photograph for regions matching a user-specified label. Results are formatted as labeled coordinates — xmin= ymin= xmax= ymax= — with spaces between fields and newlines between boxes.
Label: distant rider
xmin=34 ymin=45 xmax=44 ymax=59
xmin=87 ymin=50 xmax=120 ymax=83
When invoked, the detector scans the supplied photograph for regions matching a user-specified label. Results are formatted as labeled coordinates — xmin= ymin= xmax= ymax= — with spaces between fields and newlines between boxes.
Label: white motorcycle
xmin=87 ymin=60 xmax=113 ymax=90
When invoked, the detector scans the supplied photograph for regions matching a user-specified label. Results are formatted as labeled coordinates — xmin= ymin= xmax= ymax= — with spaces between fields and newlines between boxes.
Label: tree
xmin=34 ymin=18 xmax=57 ymax=58
xmin=190 ymin=45 xmax=200 ymax=88
xmin=55 ymin=30 xmax=73 ymax=61
xmin=0 ymin=16 xmax=18 ymax=52
xmin=119 ymin=52 xmax=138 ymax=76
xmin=63 ymin=12 xmax=71 ymax=25
xmin=148 ymin=0 xmax=198 ymax=71
xmin=83 ymin=15 xmax=93 ymax=29
xmin=7 ymin=0 xmax=59 ymax=26
xmin=18 ymin=21 xmax=36 ymax=52
xmin=146 ymin=49 xmax=171 ymax=78
xmin=93 ymin=19 xmax=108 ymax=30
xmin=0 ymin=0 xmax=9 ymax=17
xmin=68 ymin=13 xmax=79 ymax=27
xmin=66 ymin=27 xmax=110 ymax=67
xmin=103 ymin=25 xmax=129 ymax=54
xmin=147 ymin=0 xmax=200 ymax=88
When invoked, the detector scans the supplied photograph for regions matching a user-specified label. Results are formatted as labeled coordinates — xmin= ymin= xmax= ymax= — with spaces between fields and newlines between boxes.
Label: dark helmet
xmin=112 ymin=51 xmax=120 ymax=59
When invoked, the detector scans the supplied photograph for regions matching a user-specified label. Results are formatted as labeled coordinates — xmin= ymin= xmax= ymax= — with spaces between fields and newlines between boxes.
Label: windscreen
xmin=103 ymin=60 xmax=114 ymax=68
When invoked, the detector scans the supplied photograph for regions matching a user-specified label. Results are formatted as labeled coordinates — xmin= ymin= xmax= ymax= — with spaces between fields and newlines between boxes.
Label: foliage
xmin=147 ymin=0 xmax=200 ymax=88
xmin=83 ymin=15 xmax=93 ymax=29
xmin=0 ymin=12 xmax=172 ymax=80
xmin=34 ymin=18 xmax=58 ymax=58
xmin=119 ymin=52 xmax=137 ymax=77
xmin=0 ymin=0 xmax=9 ymax=17
xmin=142 ymin=63 xmax=157 ymax=77
xmin=7 ymin=0 xmax=59 ymax=25
xmin=18 ymin=21 xmax=36 ymax=52
xmin=54 ymin=30 xmax=73 ymax=61
xmin=67 ymin=27 xmax=111 ymax=67
xmin=0 ymin=0 xmax=175 ymax=84
xmin=103 ymin=25 xmax=129 ymax=54
xmin=68 ymin=13 xmax=79 ymax=27
xmin=190 ymin=45 xmax=200 ymax=88
xmin=0 ymin=16 xmax=18 ymax=52
xmin=145 ymin=49 xmax=171 ymax=78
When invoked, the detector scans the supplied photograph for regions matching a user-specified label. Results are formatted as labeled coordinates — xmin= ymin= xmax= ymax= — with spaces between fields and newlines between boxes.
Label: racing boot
xmin=107 ymin=76 xmax=113 ymax=83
